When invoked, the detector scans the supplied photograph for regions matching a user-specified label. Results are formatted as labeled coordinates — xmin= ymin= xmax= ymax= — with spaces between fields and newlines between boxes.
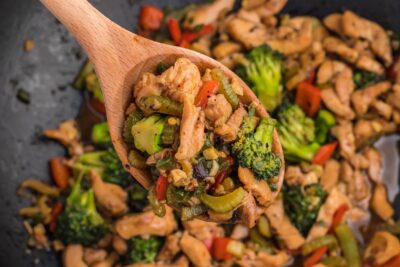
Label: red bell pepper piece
xmin=155 ymin=176 xmax=168 ymax=201
xmin=49 ymin=202 xmax=63 ymax=233
xmin=139 ymin=4 xmax=164 ymax=31
xmin=88 ymin=98 xmax=106 ymax=116
xmin=181 ymin=24 xmax=214 ymax=43
xmin=211 ymin=237 xmax=233 ymax=261
xmin=329 ymin=203 xmax=349 ymax=233
xmin=49 ymin=158 xmax=70 ymax=191
xmin=303 ymin=246 xmax=328 ymax=267
xmin=296 ymin=82 xmax=322 ymax=118
xmin=195 ymin=80 xmax=220 ymax=108
xmin=312 ymin=142 xmax=338 ymax=165
xmin=168 ymin=18 xmax=182 ymax=44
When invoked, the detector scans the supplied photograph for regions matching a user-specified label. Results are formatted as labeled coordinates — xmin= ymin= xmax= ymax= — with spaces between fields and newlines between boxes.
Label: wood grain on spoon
xmin=40 ymin=0 xmax=284 ymax=195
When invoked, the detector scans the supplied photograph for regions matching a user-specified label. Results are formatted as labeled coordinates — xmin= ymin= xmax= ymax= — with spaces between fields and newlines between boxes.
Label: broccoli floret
xmin=91 ymin=122 xmax=111 ymax=146
xmin=235 ymin=45 xmax=283 ymax=112
xmin=132 ymin=115 xmax=166 ymax=155
xmin=315 ymin=109 xmax=336 ymax=144
xmin=56 ymin=174 xmax=109 ymax=245
xmin=353 ymin=70 xmax=383 ymax=89
xmin=283 ymin=183 xmax=328 ymax=236
xmin=73 ymin=148 xmax=132 ymax=188
xmin=276 ymin=104 xmax=320 ymax=162
xmin=127 ymin=236 xmax=163 ymax=264
xmin=232 ymin=115 xmax=282 ymax=182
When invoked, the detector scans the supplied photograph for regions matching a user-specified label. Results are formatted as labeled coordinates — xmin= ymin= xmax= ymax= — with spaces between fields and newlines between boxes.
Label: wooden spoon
xmin=40 ymin=0 xmax=284 ymax=196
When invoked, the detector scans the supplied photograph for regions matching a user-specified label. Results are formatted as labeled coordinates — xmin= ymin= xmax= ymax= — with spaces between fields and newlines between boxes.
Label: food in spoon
xmin=123 ymin=57 xmax=283 ymax=225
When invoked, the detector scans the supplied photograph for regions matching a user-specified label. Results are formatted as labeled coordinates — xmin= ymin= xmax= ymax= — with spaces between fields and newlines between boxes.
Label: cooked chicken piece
xmin=356 ymin=55 xmax=385 ymax=75
xmin=208 ymin=210 xmax=234 ymax=222
xmin=63 ymin=244 xmax=87 ymax=267
xmin=387 ymin=84 xmax=400 ymax=110
xmin=125 ymin=257 xmax=189 ymax=267
xmin=350 ymin=154 xmax=369 ymax=170
xmin=227 ymin=14 xmax=268 ymax=49
xmin=237 ymin=250 xmax=291 ymax=267
xmin=180 ymin=232 xmax=211 ymax=267
xmin=371 ymin=184 xmax=394 ymax=221
xmin=91 ymin=252 xmax=118 ymax=267
xmin=238 ymin=167 xmax=273 ymax=206
xmin=264 ymin=198 xmax=305 ymax=250
xmin=83 ymin=248 xmax=107 ymax=265
xmin=342 ymin=11 xmax=392 ymax=66
xmin=352 ymin=170 xmax=371 ymax=202
xmin=351 ymin=81 xmax=392 ymax=116
xmin=218 ymin=52 xmax=248 ymax=69
xmin=157 ymin=234 xmax=181 ymax=262
xmin=241 ymin=0 xmax=267 ymax=10
xmin=212 ymin=42 xmax=242 ymax=59
xmin=321 ymin=88 xmax=355 ymax=120
xmin=115 ymin=207 xmax=177 ymax=239
xmin=306 ymin=187 xmax=350 ymax=241
xmin=372 ymin=100 xmax=393 ymax=120
xmin=393 ymin=110 xmax=400 ymax=124
xmin=239 ymin=191 xmax=259 ymax=228
xmin=323 ymin=37 xmax=359 ymax=64
xmin=320 ymin=159 xmax=340 ymax=192
xmin=204 ymin=94 xmax=232 ymax=126
xmin=323 ymin=13 xmax=343 ymax=35
xmin=317 ymin=60 xmax=347 ymax=84
xmin=267 ymin=18 xmax=313 ymax=55
xmin=191 ymin=37 xmax=212 ymax=57
xmin=184 ymin=0 xmax=235 ymax=28
xmin=364 ymin=231 xmax=400 ymax=266
xmin=364 ymin=148 xmax=382 ymax=183
xmin=215 ymin=105 xmax=247 ymax=142
xmin=43 ymin=120 xmax=84 ymax=156
xmin=300 ymin=42 xmax=326 ymax=70
xmin=175 ymin=96 xmax=205 ymax=161
xmin=134 ymin=72 xmax=162 ymax=108
xmin=97 ymin=233 xmax=113 ymax=248
xmin=353 ymin=119 xmax=375 ymax=147
xmin=253 ymin=0 xmax=288 ymax=18
xmin=183 ymin=219 xmax=222 ymax=241
xmin=159 ymin=58 xmax=202 ymax=103
xmin=91 ymin=171 xmax=128 ymax=217
xmin=231 ymin=224 xmax=250 ymax=240
xmin=112 ymin=235 xmax=127 ymax=255
xmin=331 ymin=121 xmax=356 ymax=159
xmin=284 ymin=166 xmax=304 ymax=186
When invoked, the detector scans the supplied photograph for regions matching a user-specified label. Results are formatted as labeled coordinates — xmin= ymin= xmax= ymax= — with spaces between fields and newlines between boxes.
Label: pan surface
xmin=0 ymin=0 xmax=399 ymax=266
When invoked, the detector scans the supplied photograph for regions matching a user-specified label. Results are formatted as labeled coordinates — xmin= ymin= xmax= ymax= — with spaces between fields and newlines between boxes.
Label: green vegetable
xmin=200 ymin=187 xmax=245 ymax=213
xmin=321 ymin=256 xmax=347 ymax=267
xmin=91 ymin=122 xmax=111 ymax=146
xmin=155 ymin=155 xmax=176 ymax=170
xmin=181 ymin=205 xmax=208 ymax=220
xmin=155 ymin=62 xmax=169 ymax=75
xmin=211 ymin=68 xmax=239 ymax=109
xmin=283 ymin=183 xmax=327 ymax=236
xmin=85 ymin=73 xmax=104 ymax=103
xmin=257 ymin=215 xmax=271 ymax=238
xmin=335 ymin=224 xmax=361 ymax=267
xmin=123 ymin=110 xmax=144 ymax=144
xmin=56 ymin=174 xmax=108 ymax=245
xmin=140 ymin=96 xmax=183 ymax=117
xmin=128 ymin=149 xmax=147 ymax=169
xmin=73 ymin=148 xmax=132 ymax=187
xmin=128 ymin=182 xmax=148 ymax=212
xmin=162 ymin=118 xmax=179 ymax=145
xmin=315 ymin=109 xmax=336 ymax=144
xmin=277 ymin=104 xmax=320 ymax=162
xmin=235 ymin=45 xmax=283 ymax=112
xmin=353 ymin=70 xmax=383 ymax=89
xmin=249 ymin=228 xmax=274 ymax=253
xmin=148 ymin=186 xmax=166 ymax=217
xmin=73 ymin=60 xmax=94 ymax=90
xmin=232 ymin=116 xmax=282 ymax=182
xmin=132 ymin=115 xmax=166 ymax=155
xmin=128 ymin=236 xmax=163 ymax=264
xmin=166 ymin=184 xmax=200 ymax=209
xmin=302 ymin=234 xmax=338 ymax=255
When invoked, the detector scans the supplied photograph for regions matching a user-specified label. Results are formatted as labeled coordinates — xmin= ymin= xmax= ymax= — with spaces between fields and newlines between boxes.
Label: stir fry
xmin=18 ymin=0 xmax=400 ymax=267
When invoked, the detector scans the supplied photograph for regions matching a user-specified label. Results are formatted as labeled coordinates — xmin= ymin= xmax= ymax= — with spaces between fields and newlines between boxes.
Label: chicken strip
xmin=204 ymin=94 xmax=232 ymax=126
xmin=331 ymin=121 xmax=356 ymax=159
xmin=215 ymin=105 xmax=247 ymax=142
xmin=238 ymin=167 xmax=273 ymax=206
xmin=184 ymin=0 xmax=235 ymax=28
xmin=351 ymin=81 xmax=392 ymax=116
xmin=180 ymin=232 xmax=211 ymax=267
xmin=320 ymin=159 xmax=340 ymax=192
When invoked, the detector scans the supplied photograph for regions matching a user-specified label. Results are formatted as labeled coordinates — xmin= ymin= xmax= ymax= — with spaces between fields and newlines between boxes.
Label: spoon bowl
xmin=40 ymin=0 xmax=285 ymax=196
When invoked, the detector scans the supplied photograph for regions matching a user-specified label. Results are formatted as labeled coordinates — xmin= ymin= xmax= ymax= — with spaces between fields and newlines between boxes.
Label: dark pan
xmin=0 ymin=0 xmax=399 ymax=266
